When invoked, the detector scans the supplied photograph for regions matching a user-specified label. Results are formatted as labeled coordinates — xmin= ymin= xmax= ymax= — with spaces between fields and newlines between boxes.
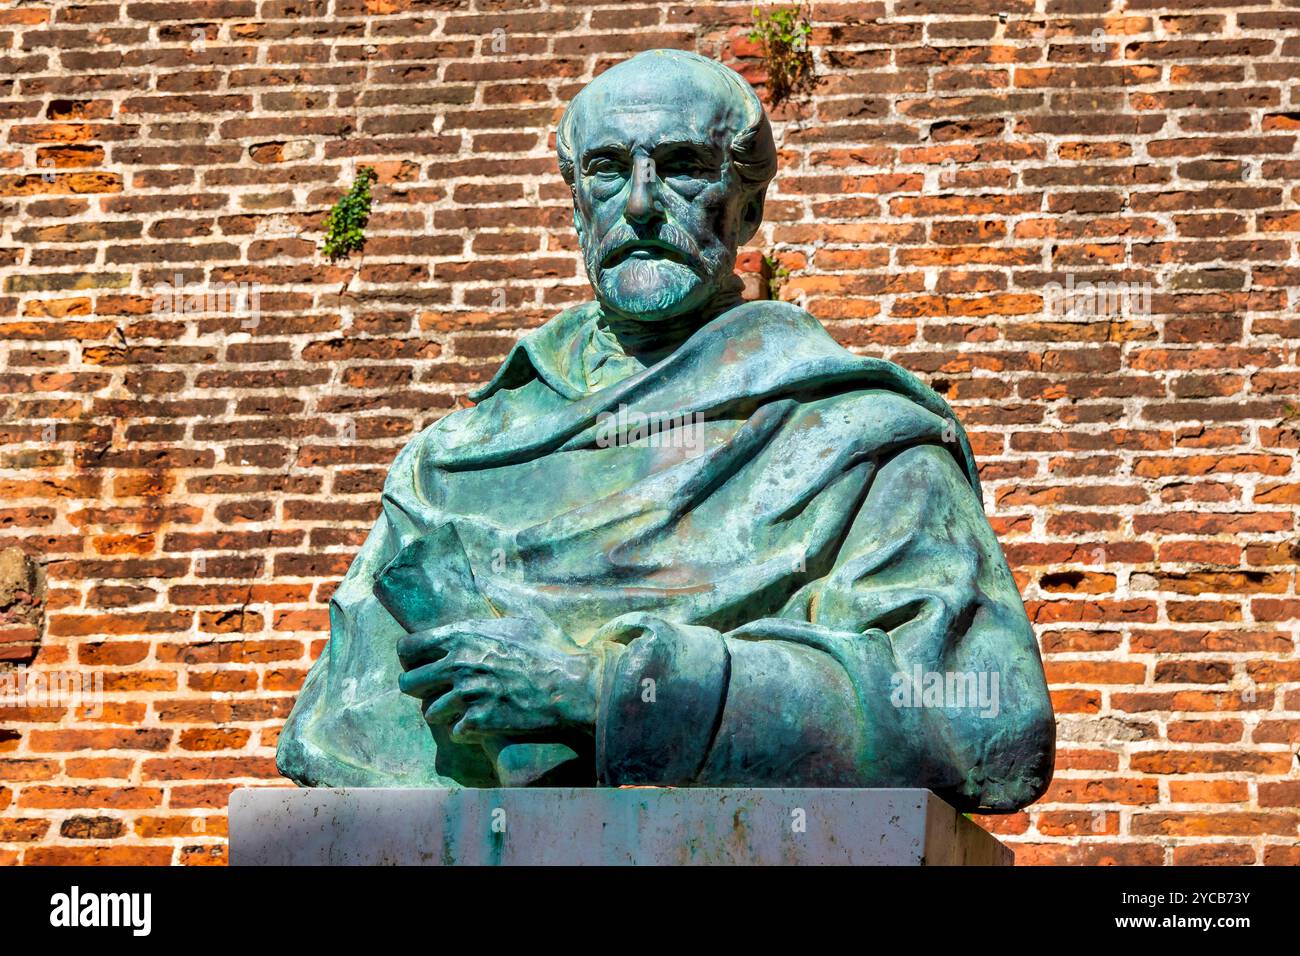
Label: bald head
xmin=556 ymin=50 xmax=777 ymax=328
xmin=557 ymin=50 xmax=777 ymax=206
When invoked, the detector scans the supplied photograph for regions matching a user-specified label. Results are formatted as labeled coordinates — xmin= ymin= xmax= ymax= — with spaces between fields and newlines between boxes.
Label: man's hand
xmin=396 ymin=617 xmax=604 ymax=743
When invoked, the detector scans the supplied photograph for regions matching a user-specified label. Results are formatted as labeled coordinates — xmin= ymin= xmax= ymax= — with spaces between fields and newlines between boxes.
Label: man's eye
xmin=588 ymin=159 xmax=625 ymax=177
xmin=661 ymin=160 xmax=712 ymax=179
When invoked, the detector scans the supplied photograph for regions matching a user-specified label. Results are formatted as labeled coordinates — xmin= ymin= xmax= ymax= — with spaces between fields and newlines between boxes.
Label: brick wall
xmin=1 ymin=0 xmax=1297 ymax=866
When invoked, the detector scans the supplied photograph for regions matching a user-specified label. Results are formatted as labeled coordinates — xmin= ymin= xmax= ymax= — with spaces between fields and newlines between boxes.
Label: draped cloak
xmin=277 ymin=299 xmax=1055 ymax=812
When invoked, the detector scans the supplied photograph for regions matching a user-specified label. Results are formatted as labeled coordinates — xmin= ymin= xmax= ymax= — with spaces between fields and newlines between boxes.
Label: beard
xmin=584 ymin=221 xmax=730 ymax=321
xmin=595 ymin=257 xmax=705 ymax=318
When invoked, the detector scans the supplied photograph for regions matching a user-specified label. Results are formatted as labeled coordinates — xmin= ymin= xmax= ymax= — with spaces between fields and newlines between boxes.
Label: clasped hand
xmin=396 ymin=617 xmax=602 ymax=743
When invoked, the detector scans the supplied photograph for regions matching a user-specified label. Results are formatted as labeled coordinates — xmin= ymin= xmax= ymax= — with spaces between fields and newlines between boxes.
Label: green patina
xmin=278 ymin=50 xmax=1054 ymax=812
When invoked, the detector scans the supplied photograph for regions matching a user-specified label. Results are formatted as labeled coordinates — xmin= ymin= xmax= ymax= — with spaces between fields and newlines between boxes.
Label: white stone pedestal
xmin=229 ymin=787 xmax=1012 ymax=866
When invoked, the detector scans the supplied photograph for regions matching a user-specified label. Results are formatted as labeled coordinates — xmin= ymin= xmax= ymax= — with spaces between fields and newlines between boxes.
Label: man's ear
xmin=737 ymin=191 xmax=765 ymax=245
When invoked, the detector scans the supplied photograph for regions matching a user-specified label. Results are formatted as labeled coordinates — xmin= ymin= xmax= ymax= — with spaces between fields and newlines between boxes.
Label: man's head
xmin=557 ymin=50 xmax=776 ymax=324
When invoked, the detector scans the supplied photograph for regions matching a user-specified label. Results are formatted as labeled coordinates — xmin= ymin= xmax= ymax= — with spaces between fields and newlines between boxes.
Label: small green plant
xmin=748 ymin=4 xmax=819 ymax=107
xmin=321 ymin=166 xmax=377 ymax=262
xmin=763 ymin=253 xmax=790 ymax=300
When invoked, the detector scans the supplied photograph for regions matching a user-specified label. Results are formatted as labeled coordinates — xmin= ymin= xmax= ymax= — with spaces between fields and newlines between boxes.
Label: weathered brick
xmin=0 ymin=0 xmax=1295 ymax=871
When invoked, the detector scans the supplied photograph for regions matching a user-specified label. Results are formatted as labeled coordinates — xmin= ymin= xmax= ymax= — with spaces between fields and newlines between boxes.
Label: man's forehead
xmin=577 ymin=101 xmax=726 ymax=151
xmin=571 ymin=58 xmax=744 ymax=150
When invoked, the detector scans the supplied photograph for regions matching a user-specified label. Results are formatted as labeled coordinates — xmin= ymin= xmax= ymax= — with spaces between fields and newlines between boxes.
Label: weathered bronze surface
xmin=278 ymin=49 xmax=1055 ymax=811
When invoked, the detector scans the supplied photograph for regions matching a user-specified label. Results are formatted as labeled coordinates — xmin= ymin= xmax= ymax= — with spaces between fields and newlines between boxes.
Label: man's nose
xmin=624 ymin=154 xmax=662 ymax=225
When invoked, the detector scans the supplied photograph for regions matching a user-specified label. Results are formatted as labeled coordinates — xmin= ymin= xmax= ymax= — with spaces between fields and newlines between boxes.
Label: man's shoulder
xmin=714 ymin=299 xmax=948 ymax=406
xmin=387 ymin=303 xmax=600 ymax=473
xmin=711 ymin=299 xmax=980 ymax=485
xmin=715 ymin=297 xmax=828 ymax=340
xmin=466 ymin=301 xmax=602 ymax=403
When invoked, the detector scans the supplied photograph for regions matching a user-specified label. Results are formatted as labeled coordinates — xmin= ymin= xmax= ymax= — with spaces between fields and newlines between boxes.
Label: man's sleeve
xmin=276 ymin=438 xmax=446 ymax=787
xmin=592 ymin=442 xmax=1055 ymax=811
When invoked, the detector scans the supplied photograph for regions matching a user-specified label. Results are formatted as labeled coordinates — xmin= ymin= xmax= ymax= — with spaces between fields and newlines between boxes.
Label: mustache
xmin=597 ymin=222 xmax=704 ymax=271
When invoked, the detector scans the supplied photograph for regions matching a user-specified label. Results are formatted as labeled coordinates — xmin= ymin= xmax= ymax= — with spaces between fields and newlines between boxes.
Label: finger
xmin=421 ymin=678 xmax=492 ymax=727
xmin=396 ymin=623 xmax=477 ymax=671
xmin=421 ymin=688 xmax=469 ymax=728
xmin=397 ymin=658 xmax=454 ymax=699
xmin=450 ymin=701 xmax=496 ymax=744
xmin=398 ymin=653 xmax=492 ymax=699
xmin=396 ymin=617 xmax=540 ymax=671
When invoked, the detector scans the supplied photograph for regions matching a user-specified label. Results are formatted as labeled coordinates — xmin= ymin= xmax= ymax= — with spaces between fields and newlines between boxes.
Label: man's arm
xmin=592 ymin=442 xmax=1055 ymax=811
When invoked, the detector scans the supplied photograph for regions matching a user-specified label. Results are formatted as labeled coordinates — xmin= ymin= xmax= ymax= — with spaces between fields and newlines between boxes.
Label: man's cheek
xmin=587 ymin=176 xmax=627 ymax=203
xmin=575 ymin=183 xmax=610 ymax=226
xmin=708 ymin=195 xmax=745 ymax=249
xmin=682 ymin=186 xmax=731 ymax=232
xmin=586 ymin=192 xmax=620 ymax=226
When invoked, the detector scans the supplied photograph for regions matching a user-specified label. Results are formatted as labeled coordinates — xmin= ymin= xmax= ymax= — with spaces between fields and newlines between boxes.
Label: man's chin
xmin=595 ymin=261 xmax=708 ymax=322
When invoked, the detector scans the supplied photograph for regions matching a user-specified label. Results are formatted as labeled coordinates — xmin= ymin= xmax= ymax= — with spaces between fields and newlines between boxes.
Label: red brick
xmin=0 ymin=0 xmax=1295 ymax=872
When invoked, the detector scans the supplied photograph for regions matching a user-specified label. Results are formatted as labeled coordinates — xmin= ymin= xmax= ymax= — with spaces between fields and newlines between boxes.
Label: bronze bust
xmin=278 ymin=49 xmax=1055 ymax=812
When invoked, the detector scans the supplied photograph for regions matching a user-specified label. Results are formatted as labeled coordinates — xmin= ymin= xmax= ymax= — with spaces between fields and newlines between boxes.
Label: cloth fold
xmin=277 ymin=298 xmax=1054 ymax=810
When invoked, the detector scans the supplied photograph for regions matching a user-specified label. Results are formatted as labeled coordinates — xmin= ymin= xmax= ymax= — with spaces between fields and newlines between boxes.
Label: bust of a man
xmin=278 ymin=50 xmax=1055 ymax=811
